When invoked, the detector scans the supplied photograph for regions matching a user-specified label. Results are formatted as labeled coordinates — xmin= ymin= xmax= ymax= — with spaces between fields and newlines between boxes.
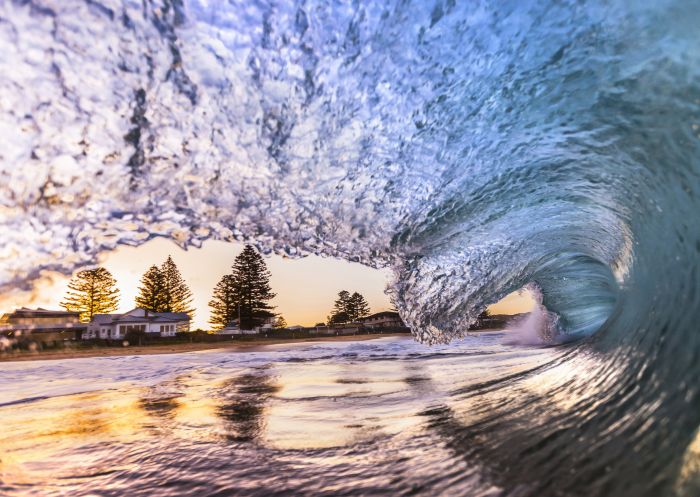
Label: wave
xmin=1 ymin=0 xmax=700 ymax=495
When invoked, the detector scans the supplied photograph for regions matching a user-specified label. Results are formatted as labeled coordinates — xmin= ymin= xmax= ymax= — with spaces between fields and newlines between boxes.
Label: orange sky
xmin=0 ymin=239 xmax=534 ymax=329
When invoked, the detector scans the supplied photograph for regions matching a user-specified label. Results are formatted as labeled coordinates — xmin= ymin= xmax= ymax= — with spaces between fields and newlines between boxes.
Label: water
xmin=1 ymin=0 xmax=700 ymax=495
xmin=0 ymin=335 xmax=565 ymax=496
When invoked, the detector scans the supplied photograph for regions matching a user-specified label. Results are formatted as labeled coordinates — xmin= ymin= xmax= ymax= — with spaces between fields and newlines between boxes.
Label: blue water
xmin=0 ymin=0 xmax=699 ymax=495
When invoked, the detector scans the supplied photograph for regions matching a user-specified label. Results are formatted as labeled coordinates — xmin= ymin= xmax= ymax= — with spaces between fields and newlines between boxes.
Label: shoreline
xmin=0 ymin=333 xmax=411 ymax=364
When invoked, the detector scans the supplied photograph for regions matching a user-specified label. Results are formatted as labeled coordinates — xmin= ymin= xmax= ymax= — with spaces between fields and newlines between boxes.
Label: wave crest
xmin=0 ymin=0 xmax=698 ymax=346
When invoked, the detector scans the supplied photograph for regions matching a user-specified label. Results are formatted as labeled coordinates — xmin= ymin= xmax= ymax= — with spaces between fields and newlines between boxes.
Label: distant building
xmin=256 ymin=316 xmax=276 ymax=332
xmin=470 ymin=313 xmax=528 ymax=330
xmin=0 ymin=307 xmax=86 ymax=342
xmin=216 ymin=327 xmax=259 ymax=335
xmin=216 ymin=321 xmax=256 ymax=335
xmin=215 ymin=315 xmax=276 ymax=335
xmin=84 ymin=307 xmax=190 ymax=340
xmin=358 ymin=311 xmax=405 ymax=329
xmin=310 ymin=325 xmax=334 ymax=336
xmin=333 ymin=324 xmax=362 ymax=335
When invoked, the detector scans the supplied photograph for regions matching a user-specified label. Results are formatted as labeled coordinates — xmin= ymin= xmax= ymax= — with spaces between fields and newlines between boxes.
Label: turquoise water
xmin=0 ymin=1 xmax=699 ymax=495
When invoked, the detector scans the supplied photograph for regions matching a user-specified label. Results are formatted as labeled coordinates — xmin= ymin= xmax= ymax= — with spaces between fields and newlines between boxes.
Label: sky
xmin=0 ymin=239 xmax=534 ymax=329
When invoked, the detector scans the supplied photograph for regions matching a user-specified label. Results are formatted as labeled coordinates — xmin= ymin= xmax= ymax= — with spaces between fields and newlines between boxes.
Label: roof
xmin=2 ymin=308 xmax=81 ymax=320
xmin=360 ymin=311 xmax=401 ymax=321
xmin=90 ymin=309 xmax=190 ymax=325
xmin=153 ymin=312 xmax=190 ymax=321
xmin=92 ymin=314 xmax=120 ymax=324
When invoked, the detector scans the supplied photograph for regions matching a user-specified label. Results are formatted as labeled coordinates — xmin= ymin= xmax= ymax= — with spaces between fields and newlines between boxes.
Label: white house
xmin=84 ymin=308 xmax=191 ymax=340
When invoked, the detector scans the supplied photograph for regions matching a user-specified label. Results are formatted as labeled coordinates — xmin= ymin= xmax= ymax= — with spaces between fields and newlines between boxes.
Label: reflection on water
xmin=217 ymin=368 xmax=280 ymax=443
xmin=0 ymin=335 xmax=571 ymax=496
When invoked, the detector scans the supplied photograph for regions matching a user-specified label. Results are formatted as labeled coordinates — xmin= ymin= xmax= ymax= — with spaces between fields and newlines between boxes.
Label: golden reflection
xmin=264 ymin=360 xmax=433 ymax=450
xmin=519 ymin=349 xmax=619 ymax=412
xmin=676 ymin=427 xmax=700 ymax=496
xmin=144 ymin=373 xmax=221 ymax=440
xmin=0 ymin=390 xmax=144 ymax=486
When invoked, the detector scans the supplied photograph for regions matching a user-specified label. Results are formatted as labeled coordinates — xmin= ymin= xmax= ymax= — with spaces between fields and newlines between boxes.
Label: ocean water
xmin=1 ymin=1 xmax=699 ymax=495
xmin=1 ymin=335 xmax=571 ymax=496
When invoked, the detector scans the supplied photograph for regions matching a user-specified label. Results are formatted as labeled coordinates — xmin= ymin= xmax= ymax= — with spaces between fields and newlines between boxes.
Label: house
xmin=310 ymin=325 xmax=334 ymax=336
xmin=331 ymin=324 xmax=363 ymax=335
xmin=216 ymin=321 xmax=257 ymax=335
xmin=215 ymin=315 xmax=276 ymax=335
xmin=470 ymin=313 xmax=529 ymax=330
xmin=0 ymin=307 xmax=86 ymax=342
xmin=84 ymin=307 xmax=190 ymax=340
xmin=358 ymin=311 xmax=405 ymax=329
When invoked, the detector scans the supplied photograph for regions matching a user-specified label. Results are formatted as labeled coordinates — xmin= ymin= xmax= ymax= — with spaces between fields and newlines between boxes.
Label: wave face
xmin=1 ymin=0 xmax=700 ymax=495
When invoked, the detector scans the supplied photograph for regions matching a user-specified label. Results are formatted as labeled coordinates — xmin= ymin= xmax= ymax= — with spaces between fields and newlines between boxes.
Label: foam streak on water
xmin=1 ymin=1 xmax=700 ymax=495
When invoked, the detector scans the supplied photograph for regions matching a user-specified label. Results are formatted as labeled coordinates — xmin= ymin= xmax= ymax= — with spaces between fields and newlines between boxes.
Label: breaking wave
xmin=1 ymin=0 xmax=700 ymax=495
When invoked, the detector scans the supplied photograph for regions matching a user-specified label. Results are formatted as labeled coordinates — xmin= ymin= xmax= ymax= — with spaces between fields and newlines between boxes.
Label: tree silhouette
xmin=328 ymin=290 xmax=370 ymax=324
xmin=134 ymin=256 xmax=194 ymax=317
xmin=232 ymin=246 xmax=276 ymax=329
xmin=161 ymin=256 xmax=194 ymax=316
xmin=328 ymin=290 xmax=351 ymax=324
xmin=209 ymin=274 xmax=239 ymax=330
xmin=327 ymin=311 xmax=349 ymax=325
xmin=135 ymin=265 xmax=165 ymax=311
xmin=61 ymin=267 xmax=120 ymax=322
xmin=348 ymin=292 xmax=370 ymax=320
xmin=208 ymin=245 xmax=276 ymax=330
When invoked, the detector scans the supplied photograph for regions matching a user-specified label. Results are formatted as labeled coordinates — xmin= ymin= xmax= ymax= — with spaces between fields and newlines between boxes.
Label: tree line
xmin=61 ymin=255 xmax=194 ymax=322
xmin=326 ymin=290 xmax=370 ymax=325
xmin=60 ymin=245 xmax=372 ymax=330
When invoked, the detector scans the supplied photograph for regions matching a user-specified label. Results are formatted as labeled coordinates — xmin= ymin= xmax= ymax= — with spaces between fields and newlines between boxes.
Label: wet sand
xmin=0 ymin=333 xmax=410 ymax=363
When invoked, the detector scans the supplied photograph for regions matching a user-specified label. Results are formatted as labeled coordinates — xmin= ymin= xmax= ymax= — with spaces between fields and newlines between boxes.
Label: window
xmin=122 ymin=324 xmax=146 ymax=334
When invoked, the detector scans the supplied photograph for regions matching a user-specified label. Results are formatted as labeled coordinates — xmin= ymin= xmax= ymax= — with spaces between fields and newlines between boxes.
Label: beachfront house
xmin=217 ymin=320 xmax=253 ymax=335
xmin=358 ymin=311 xmax=405 ymax=329
xmin=215 ymin=315 xmax=277 ymax=335
xmin=0 ymin=307 xmax=86 ymax=342
xmin=84 ymin=307 xmax=190 ymax=340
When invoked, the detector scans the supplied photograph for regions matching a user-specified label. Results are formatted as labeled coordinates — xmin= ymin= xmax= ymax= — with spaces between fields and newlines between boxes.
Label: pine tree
xmin=134 ymin=256 xmax=194 ymax=318
xmin=273 ymin=316 xmax=287 ymax=329
xmin=160 ymin=256 xmax=194 ymax=316
xmin=328 ymin=290 xmax=351 ymax=324
xmin=231 ymin=245 xmax=276 ymax=330
xmin=349 ymin=292 xmax=370 ymax=320
xmin=61 ymin=267 xmax=120 ymax=322
xmin=208 ymin=274 xmax=239 ymax=330
xmin=208 ymin=245 xmax=276 ymax=331
xmin=328 ymin=290 xmax=370 ymax=324
xmin=135 ymin=265 xmax=165 ymax=312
